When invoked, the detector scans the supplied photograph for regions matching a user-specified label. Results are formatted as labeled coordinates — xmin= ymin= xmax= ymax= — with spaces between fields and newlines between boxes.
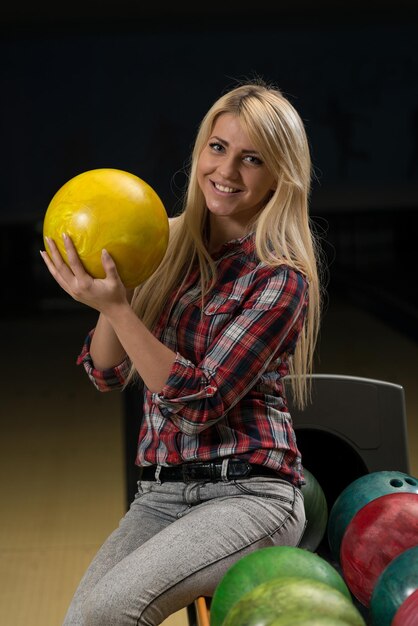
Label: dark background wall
xmin=2 ymin=2 xmax=418 ymax=338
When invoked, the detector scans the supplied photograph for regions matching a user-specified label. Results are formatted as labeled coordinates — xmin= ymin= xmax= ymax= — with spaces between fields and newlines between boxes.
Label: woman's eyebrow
xmin=209 ymin=135 xmax=260 ymax=155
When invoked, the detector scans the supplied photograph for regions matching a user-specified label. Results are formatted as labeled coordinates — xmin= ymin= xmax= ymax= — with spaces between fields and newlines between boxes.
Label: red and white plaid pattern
xmin=77 ymin=233 xmax=308 ymax=487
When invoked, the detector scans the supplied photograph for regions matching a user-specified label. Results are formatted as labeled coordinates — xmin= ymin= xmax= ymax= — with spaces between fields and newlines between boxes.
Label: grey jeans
xmin=63 ymin=475 xmax=306 ymax=626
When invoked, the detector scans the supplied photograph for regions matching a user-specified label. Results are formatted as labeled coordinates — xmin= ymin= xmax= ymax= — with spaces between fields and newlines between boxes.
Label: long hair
xmin=129 ymin=79 xmax=324 ymax=408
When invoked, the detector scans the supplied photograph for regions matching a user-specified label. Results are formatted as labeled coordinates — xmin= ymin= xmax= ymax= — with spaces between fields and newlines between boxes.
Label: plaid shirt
xmin=77 ymin=233 xmax=308 ymax=486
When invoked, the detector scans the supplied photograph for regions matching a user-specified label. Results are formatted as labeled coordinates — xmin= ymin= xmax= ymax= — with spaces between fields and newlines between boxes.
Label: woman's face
xmin=197 ymin=113 xmax=276 ymax=233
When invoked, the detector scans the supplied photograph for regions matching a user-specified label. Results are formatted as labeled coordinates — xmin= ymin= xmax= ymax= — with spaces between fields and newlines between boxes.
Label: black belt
xmin=137 ymin=459 xmax=283 ymax=483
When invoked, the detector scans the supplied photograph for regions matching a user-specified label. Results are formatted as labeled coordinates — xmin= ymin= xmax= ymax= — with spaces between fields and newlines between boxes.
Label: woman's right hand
xmin=40 ymin=234 xmax=131 ymax=315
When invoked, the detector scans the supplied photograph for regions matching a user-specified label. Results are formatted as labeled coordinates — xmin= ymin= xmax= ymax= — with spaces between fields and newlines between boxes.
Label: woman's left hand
xmin=40 ymin=234 xmax=130 ymax=314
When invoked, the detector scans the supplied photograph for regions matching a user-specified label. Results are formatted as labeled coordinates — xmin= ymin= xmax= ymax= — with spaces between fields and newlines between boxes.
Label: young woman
xmin=41 ymin=78 xmax=323 ymax=626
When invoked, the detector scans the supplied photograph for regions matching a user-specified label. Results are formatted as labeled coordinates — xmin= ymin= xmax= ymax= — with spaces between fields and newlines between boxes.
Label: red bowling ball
xmin=327 ymin=470 xmax=418 ymax=563
xmin=340 ymin=492 xmax=418 ymax=607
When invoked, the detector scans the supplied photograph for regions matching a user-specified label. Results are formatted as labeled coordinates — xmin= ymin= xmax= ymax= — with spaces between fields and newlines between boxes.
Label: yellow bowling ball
xmin=43 ymin=168 xmax=169 ymax=289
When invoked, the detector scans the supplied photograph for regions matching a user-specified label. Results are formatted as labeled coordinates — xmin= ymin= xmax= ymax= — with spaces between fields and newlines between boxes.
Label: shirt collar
xmin=211 ymin=231 xmax=256 ymax=260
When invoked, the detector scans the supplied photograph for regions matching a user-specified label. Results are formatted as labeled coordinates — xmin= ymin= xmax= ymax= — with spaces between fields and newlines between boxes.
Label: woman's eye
xmin=244 ymin=155 xmax=263 ymax=165
xmin=208 ymin=142 xmax=263 ymax=165
xmin=209 ymin=142 xmax=224 ymax=152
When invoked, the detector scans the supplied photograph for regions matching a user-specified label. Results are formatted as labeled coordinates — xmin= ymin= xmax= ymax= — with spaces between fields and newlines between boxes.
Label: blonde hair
xmin=130 ymin=79 xmax=323 ymax=409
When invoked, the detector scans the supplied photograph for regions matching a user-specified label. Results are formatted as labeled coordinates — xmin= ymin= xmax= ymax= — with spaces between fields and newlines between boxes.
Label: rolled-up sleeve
xmin=152 ymin=268 xmax=308 ymax=436
xmin=76 ymin=329 xmax=131 ymax=392
xmin=152 ymin=353 xmax=219 ymax=420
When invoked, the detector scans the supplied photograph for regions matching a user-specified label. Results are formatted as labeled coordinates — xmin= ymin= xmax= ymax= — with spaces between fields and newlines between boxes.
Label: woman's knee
xmin=80 ymin=576 xmax=165 ymax=626
xmin=81 ymin=585 xmax=137 ymax=626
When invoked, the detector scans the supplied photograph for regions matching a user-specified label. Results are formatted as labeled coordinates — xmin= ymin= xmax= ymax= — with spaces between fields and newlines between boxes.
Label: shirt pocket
xmin=200 ymin=295 xmax=243 ymax=351
xmin=203 ymin=294 xmax=242 ymax=316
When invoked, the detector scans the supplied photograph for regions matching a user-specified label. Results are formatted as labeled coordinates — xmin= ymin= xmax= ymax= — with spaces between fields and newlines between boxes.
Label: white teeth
xmin=214 ymin=183 xmax=237 ymax=193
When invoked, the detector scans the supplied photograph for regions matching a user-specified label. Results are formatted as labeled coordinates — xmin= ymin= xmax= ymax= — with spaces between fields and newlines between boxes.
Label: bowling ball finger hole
xmin=388 ymin=478 xmax=418 ymax=488
xmin=405 ymin=477 xmax=418 ymax=486
xmin=389 ymin=479 xmax=405 ymax=487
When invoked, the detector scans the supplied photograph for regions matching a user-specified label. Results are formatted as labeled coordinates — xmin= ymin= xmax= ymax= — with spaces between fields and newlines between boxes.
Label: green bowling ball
xmin=299 ymin=468 xmax=328 ymax=551
xmin=370 ymin=545 xmax=418 ymax=626
xmin=210 ymin=546 xmax=351 ymax=626
xmin=269 ymin=617 xmax=357 ymax=625
xmin=222 ymin=576 xmax=366 ymax=626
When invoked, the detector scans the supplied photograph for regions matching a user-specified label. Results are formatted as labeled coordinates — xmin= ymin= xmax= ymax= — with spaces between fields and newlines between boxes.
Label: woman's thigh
xmin=82 ymin=477 xmax=305 ymax=626
xmin=63 ymin=479 xmax=190 ymax=625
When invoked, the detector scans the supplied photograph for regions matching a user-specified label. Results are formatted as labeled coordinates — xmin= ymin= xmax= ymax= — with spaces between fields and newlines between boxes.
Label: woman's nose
xmin=219 ymin=156 xmax=240 ymax=180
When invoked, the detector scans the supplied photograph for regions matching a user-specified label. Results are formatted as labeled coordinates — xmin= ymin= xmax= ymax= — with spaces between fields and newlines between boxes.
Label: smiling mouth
xmin=213 ymin=182 xmax=240 ymax=193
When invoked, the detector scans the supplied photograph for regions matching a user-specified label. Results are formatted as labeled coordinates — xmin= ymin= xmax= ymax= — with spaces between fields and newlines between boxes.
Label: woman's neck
xmin=207 ymin=215 xmax=251 ymax=254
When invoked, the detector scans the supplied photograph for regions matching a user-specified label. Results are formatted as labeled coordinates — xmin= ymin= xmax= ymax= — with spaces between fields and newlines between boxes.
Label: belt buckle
xmin=228 ymin=459 xmax=252 ymax=479
xmin=182 ymin=463 xmax=203 ymax=482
